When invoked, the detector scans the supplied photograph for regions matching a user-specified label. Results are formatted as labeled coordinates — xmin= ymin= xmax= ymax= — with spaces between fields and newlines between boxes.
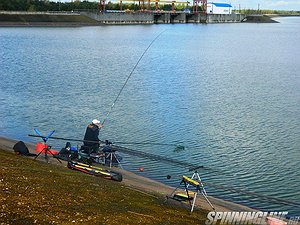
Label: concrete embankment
xmin=0 ymin=11 xmax=246 ymax=25
xmin=81 ymin=11 xmax=245 ymax=24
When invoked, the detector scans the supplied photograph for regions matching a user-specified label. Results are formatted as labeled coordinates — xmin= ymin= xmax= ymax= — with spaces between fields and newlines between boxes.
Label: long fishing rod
xmin=29 ymin=134 xmax=231 ymax=176
xmin=101 ymin=29 xmax=167 ymax=127
xmin=29 ymin=135 xmax=299 ymax=208
xmin=112 ymin=141 xmax=185 ymax=150
xmin=28 ymin=134 xmax=182 ymax=148
xmin=28 ymin=134 xmax=101 ymax=144
xmin=28 ymin=134 xmax=229 ymax=175
xmin=29 ymin=134 xmax=300 ymax=209
xmin=28 ymin=134 xmax=209 ymax=171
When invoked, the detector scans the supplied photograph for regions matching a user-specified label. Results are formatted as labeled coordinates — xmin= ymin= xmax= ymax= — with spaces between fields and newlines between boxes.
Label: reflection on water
xmin=0 ymin=17 xmax=299 ymax=215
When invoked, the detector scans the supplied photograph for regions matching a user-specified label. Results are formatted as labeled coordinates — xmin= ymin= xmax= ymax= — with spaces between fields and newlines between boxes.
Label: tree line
xmin=235 ymin=8 xmax=300 ymax=15
xmin=0 ymin=0 xmax=191 ymax=12
xmin=0 ymin=0 xmax=97 ymax=11
xmin=0 ymin=0 xmax=299 ymax=14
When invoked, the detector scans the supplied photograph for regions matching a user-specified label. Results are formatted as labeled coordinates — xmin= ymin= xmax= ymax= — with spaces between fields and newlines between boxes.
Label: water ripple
xmin=1 ymin=19 xmax=300 ymax=215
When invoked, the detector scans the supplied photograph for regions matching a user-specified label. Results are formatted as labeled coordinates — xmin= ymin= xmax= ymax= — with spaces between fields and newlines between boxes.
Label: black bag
xmin=13 ymin=141 xmax=36 ymax=156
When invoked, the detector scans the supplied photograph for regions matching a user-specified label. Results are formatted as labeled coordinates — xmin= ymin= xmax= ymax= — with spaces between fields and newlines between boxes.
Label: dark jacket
xmin=83 ymin=124 xmax=100 ymax=146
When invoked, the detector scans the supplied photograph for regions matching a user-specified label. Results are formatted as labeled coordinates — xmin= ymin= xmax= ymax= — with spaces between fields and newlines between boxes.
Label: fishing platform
xmin=167 ymin=171 xmax=215 ymax=212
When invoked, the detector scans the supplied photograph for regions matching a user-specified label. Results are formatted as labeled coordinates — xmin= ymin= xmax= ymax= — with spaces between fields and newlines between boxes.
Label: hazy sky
xmin=60 ymin=0 xmax=300 ymax=10
xmin=229 ymin=0 xmax=300 ymax=10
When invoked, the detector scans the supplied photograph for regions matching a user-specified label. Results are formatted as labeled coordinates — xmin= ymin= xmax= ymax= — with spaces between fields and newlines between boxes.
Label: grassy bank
xmin=242 ymin=15 xmax=279 ymax=23
xmin=0 ymin=13 xmax=98 ymax=25
xmin=0 ymin=149 xmax=207 ymax=224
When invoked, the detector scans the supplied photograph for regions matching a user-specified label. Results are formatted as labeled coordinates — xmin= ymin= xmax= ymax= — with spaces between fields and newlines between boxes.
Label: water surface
xmin=1 ymin=17 xmax=299 ymax=215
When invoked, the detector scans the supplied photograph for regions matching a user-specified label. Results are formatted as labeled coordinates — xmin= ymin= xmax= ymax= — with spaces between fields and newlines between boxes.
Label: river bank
xmin=0 ymin=11 xmax=99 ymax=26
xmin=0 ymin=136 xmax=256 ymax=217
xmin=242 ymin=15 xmax=280 ymax=23
xmin=1 ymin=143 xmax=207 ymax=224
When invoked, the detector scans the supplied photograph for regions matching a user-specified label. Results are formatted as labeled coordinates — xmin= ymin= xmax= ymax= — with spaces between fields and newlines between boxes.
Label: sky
xmin=60 ymin=0 xmax=300 ymax=10
xmin=229 ymin=0 xmax=300 ymax=10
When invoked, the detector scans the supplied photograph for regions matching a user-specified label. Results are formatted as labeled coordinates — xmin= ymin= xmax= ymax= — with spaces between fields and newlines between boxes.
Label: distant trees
xmin=1 ymin=0 xmax=298 ymax=14
xmin=0 ymin=0 xmax=98 ymax=11
xmin=0 ymin=0 xmax=193 ymax=12
xmin=233 ymin=8 xmax=300 ymax=15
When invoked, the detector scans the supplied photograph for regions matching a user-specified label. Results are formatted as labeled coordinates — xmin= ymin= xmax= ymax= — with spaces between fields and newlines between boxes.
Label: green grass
xmin=0 ymin=149 xmax=208 ymax=224
xmin=0 ymin=14 xmax=98 ymax=23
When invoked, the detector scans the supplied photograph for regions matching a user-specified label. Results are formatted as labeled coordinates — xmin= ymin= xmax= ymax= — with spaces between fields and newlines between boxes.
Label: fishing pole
xmin=28 ymin=134 xmax=184 ymax=149
xmin=29 ymin=133 xmax=229 ymax=175
xmin=29 ymin=134 xmax=230 ymax=175
xmin=28 ymin=134 xmax=209 ymax=171
xmin=29 ymin=133 xmax=300 ymax=208
xmin=103 ymin=143 xmax=230 ymax=175
xmin=28 ymin=134 xmax=104 ymax=145
xmin=112 ymin=141 xmax=185 ymax=150
xmin=100 ymin=29 xmax=167 ymax=127
xmin=28 ymin=135 xmax=299 ymax=208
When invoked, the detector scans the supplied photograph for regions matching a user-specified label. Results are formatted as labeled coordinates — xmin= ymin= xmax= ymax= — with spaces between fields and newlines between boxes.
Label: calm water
xmin=1 ymin=17 xmax=299 ymax=215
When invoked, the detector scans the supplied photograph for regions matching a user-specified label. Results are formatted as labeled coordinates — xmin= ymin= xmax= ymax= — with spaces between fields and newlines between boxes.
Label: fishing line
xmin=100 ymin=29 xmax=167 ymax=127
xmin=204 ymin=181 xmax=300 ymax=208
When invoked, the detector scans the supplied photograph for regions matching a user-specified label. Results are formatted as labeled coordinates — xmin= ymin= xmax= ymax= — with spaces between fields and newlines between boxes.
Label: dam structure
xmin=0 ymin=10 xmax=247 ymax=26
xmin=82 ymin=11 xmax=246 ymax=24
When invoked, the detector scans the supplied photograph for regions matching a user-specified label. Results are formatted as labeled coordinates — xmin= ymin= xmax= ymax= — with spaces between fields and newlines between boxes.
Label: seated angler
xmin=82 ymin=119 xmax=103 ymax=153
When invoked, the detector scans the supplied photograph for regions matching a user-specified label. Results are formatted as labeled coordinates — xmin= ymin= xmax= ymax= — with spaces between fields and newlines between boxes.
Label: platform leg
xmin=191 ymin=192 xmax=197 ymax=212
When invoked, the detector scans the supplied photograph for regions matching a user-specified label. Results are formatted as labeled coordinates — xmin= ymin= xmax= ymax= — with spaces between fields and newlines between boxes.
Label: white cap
xmin=92 ymin=119 xmax=101 ymax=125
